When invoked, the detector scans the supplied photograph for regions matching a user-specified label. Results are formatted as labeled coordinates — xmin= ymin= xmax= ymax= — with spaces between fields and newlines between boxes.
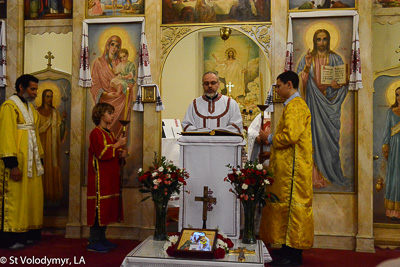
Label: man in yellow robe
xmin=0 ymin=74 xmax=44 ymax=249
xmin=259 ymin=71 xmax=313 ymax=266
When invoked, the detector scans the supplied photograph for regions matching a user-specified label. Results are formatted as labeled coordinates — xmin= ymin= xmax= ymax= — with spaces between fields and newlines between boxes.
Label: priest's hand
xmin=10 ymin=167 xmax=22 ymax=182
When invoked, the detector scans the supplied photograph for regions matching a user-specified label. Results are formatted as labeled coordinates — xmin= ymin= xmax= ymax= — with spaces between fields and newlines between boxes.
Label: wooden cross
xmin=45 ymin=51 xmax=54 ymax=69
xmin=229 ymin=247 xmax=256 ymax=262
xmin=226 ymin=82 xmax=234 ymax=96
xmin=194 ymin=186 xmax=216 ymax=229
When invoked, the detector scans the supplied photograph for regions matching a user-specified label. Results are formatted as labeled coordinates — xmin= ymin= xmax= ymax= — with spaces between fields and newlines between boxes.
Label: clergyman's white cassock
xmin=181 ymin=94 xmax=243 ymax=134
xmin=179 ymin=93 xmax=244 ymax=238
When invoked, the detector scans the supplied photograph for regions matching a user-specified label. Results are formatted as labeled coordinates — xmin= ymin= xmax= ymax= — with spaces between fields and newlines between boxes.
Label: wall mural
xmin=34 ymin=79 xmax=71 ymax=209
xmin=162 ymin=0 xmax=271 ymax=24
xmin=0 ymin=0 xmax=6 ymax=19
xmin=24 ymin=0 xmax=73 ymax=20
xmin=87 ymin=0 xmax=145 ymax=17
xmin=85 ymin=22 xmax=143 ymax=186
xmin=202 ymin=33 xmax=261 ymax=117
xmin=289 ymin=0 xmax=356 ymax=11
xmin=374 ymin=75 xmax=400 ymax=224
xmin=292 ymin=16 xmax=355 ymax=192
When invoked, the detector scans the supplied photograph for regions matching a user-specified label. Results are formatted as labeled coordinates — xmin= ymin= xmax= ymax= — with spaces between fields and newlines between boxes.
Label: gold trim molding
xmin=238 ymin=24 xmax=271 ymax=57
xmin=161 ymin=26 xmax=194 ymax=61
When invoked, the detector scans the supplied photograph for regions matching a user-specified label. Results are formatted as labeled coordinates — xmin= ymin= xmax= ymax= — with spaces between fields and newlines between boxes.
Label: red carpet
xmin=0 ymin=234 xmax=399 ymax=266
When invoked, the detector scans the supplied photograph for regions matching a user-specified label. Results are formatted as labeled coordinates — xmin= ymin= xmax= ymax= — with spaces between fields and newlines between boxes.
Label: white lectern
xmin=177 ymin=135 xmax=246 ymax=239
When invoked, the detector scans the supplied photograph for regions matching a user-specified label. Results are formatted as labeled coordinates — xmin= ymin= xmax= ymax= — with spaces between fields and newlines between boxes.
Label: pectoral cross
xmin=227 ymin=82 xmax=234 ymax=96
xmin=45 ymin=51 xmax=54 ymax=69
xmin=194 ymin=186 xmax=216 ymax=229
xmin=229 ymin=247 xmax=256 ymax=262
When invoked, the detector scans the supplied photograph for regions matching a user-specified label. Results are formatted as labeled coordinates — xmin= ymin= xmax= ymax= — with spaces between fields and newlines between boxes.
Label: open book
xmin=320 ymin=64 xmax=347 ymax=85
xmin=180 ymin=129 xmax=243 ymax=138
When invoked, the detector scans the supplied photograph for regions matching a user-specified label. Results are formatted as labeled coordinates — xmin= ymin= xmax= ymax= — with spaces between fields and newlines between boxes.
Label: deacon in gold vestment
xmin=259 ymin=71 xmax=313 ymax=266
xmin=0 ymin=75 xmax=44 ymax=249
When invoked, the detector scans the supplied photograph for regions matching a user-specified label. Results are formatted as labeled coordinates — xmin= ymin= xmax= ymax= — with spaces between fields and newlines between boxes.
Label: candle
xmin=124 ymin=87 xmax=130 ymax=120
xmin=260 ymin=72 xmax=264 ymax=104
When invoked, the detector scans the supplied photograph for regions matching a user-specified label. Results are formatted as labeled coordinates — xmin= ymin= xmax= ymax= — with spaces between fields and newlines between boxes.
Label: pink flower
xmin=153 ymin=185 xmax=158 ymax=190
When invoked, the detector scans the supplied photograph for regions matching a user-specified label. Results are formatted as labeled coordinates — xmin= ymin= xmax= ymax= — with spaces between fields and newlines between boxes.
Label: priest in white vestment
xmin=181 ymin=71 xmax=243 ymax=134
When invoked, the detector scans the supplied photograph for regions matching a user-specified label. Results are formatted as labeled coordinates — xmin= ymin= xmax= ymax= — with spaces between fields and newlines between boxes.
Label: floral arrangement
xmin=163 ymin=231 xmax=234 ymax=259
xmin=138 ymin=153 xmax=190 ymax=203
xmin=224 ymin=161 xmax=277 ymax=206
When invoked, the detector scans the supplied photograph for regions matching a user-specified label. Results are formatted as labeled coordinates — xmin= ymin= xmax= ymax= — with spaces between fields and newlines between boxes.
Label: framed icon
xmin=272 ymin=84 xmax=285 ymax=103
xmin=141 ymin=84 xmax=156 ymax=103
xmin=174 ymin=228 xmax=218 ymax=259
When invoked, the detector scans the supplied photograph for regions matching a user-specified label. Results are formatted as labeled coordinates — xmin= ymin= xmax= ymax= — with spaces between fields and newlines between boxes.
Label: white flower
xmin=216 ymin=238 xmax=227 ymax=249
xmin=236 ymin=171 xmax=241 ymax=176
xmin=138 ymin=168 xmax=142 ymax=173
xmin=169 ymin=235 xmax=179 ymax=244
xmin=153 ymin=179 xmax=160 ymax=185
xmin=242 ymin=183 xmax=248 ymax=190
xmin=158 ymin=166 xmax=164 ymax=172
xmin=152 ymin=172 xmax=158 ymax=177
xmin=256 ymin=164 xmax=263 ymax=170
xmin=264 ymin=179 xmax=270 ymax=185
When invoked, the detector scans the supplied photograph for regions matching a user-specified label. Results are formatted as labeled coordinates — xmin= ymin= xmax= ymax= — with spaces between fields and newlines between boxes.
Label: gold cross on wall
xmin=194 ymin=186 xmax=216 ymax=229
xmin=45 ymin=51 xmax=54 ymax=69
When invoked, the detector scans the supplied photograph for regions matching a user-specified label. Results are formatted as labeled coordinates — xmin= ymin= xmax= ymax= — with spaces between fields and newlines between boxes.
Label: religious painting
xmin=292 ymin=16 xmax=355 ymax=192
xmin=272 ymin=84 xmax=285 ymax=103
xmin=86 ymin=0 xmax=145 ymax=18
xmin=373 ymin=75 xmax=400 ymax=225
xmin=141 ymin=84 xmax=156 ymax=103
xmin=33 ymin=78 xmax=71 ymax=210
xmin=0 ymin=0 xmax=6 ymax=19
xmin=288 ymin=0 xmax=356 ymax=11
xmin=174 ymin=228 xmax=217 ymax=258
xmin=376 ymin=0 xmax=400 ymax=7
xmin=202 ymin=32 xmax=262 ymax=118
xmin=24 ymin=0 xmax=73 ymax=20
xmin=84 ymin=21 xmax=143 ymax=187
xmin=162 ymin=0 xmax=271 ymax=24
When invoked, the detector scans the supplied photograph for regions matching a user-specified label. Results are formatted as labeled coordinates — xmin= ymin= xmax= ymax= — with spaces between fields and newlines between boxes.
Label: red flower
xmin=166 ymin=245 xmax=175 ymax=257
xmin=171 ymin=172 xmax=177 ymax=179
xmin=250 ymin=177 xmax=256 ymax=184
xmin=217 ymin=234 xmax=224 ymax=240
xmin=224 ymin=238 xmax=234 ymax=248
xmin=228 ymin=174 xmax=235 ymax=181
xmin=255 ymin=170 xmax=262 ymax=176
xmin=214 ymin=247 xmax=226 ymax=259
xmin=244 ymin=179 xmax=250 ymax=185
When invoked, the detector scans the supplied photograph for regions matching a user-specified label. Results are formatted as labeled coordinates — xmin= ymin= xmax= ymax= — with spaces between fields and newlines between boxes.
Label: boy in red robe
xmin=87 ymin=103 xmax=127 ymax=253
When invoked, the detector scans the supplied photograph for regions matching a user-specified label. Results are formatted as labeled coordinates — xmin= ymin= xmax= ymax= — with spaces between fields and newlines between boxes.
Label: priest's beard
xmin=22 ymin=92 xmax=36 ymax=103
xmin=205 ymin=92 xmax=217 ymax=98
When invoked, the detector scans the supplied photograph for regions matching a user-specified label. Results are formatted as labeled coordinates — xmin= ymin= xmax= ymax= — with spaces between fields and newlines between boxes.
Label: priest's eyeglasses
xmin=203 ymin=81 xmax=218 ymax=86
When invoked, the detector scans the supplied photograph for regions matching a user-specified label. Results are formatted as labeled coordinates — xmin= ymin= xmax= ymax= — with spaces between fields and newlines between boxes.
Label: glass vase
xmin=153 ymin=198 xmax=168 ymax=241
xmin=242 ymin=201 xmax=257 ymax=244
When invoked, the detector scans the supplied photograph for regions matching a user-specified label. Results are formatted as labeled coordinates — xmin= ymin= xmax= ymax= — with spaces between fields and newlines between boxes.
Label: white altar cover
xmin=178 ymin=136 xmax=245 ymax=239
